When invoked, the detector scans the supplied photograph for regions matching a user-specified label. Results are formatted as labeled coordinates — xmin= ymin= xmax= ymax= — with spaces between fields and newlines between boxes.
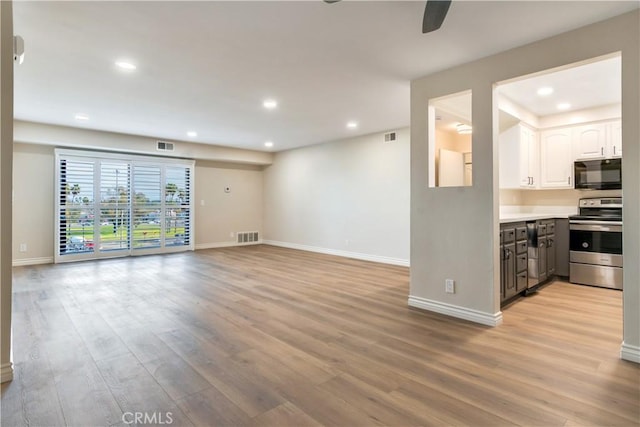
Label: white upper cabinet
xmin=573 ymin=123 xmax=607 ymax=160
xmin=499 ymin=118 xmax=621 ymax=191
xmin=608 ymin=120 xmax=622 ymax=158
xmin=572 ymin=120 xmax=621 ymax=160
xmin=499 ymin=123 xmax=538 ymax=189
xmin=540 ymin=128 xmax=573 ymax=188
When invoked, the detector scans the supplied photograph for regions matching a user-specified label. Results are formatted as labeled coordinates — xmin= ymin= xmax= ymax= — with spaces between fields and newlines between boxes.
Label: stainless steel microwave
xmin=574 ymin=158 xmax=622 ymax=190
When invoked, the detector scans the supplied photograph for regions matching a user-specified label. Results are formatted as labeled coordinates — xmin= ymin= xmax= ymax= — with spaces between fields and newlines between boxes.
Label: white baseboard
xmin=408 ymin=295 xmax=503 ymax=327
xmin=195 ymin=241 xmax=262 ymax=251
xmin=12 ymin=256 xmax=53 ymax=267
xmin=0 ymin=362 xmax=13 ymax=383
xmin=262 ymin=240 xmax=409 ymax=267
xmin=620 ymin=342 xmax=640 ymax=364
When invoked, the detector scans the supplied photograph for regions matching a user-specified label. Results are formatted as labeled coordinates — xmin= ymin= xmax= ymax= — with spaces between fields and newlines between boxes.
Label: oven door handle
xmin=570 ymin=222 xmax=623 ymax=232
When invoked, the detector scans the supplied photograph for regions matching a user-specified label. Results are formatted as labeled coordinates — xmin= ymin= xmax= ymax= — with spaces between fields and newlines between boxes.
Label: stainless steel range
xmin=569 ymin=197 xmax=622 ymax=290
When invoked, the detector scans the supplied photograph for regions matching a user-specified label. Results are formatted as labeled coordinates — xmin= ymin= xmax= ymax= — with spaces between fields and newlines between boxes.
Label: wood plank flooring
xmin=2 ymin=245 xmax=639 ymax=426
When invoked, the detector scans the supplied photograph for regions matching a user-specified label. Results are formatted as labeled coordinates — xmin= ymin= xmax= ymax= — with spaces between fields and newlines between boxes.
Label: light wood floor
xmin=2 ymin=245 xmax=638 ymax=426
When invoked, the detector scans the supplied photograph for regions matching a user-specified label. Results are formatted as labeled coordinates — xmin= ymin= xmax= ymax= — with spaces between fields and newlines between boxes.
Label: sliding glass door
xmin=55 ymin=150 xmax=194 ymax=263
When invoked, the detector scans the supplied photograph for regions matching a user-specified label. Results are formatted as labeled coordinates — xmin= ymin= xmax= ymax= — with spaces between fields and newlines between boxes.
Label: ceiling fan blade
xmin=422 ymin=0 xmax=452 ymax=33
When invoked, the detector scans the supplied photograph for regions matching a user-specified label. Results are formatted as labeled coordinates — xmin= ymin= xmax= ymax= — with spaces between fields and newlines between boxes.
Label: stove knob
xmin=582 ymin=242 xmax=589 ymax=248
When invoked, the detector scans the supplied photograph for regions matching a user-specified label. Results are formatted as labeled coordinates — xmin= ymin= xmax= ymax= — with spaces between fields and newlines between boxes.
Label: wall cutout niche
xmin=428 ymin=90 xmax=472 ymax=188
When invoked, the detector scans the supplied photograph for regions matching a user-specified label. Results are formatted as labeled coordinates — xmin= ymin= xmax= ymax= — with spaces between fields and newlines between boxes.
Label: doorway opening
xmin=494 ymin=53 xmax=622 ymax=309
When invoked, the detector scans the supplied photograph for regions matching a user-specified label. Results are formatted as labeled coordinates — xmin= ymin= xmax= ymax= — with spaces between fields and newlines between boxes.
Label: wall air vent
xmin=157 ymin=141 xmax=175 ymax=152
xmin=237 ymin=231 xmax=260 ymax=244
xmin=384 ymin=132 xmax=397 ymax=143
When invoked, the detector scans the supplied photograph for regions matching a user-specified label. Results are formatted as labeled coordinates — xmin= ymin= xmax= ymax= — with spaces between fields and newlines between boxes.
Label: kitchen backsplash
xmin=500 ymin=189 xmax=622 ymax=207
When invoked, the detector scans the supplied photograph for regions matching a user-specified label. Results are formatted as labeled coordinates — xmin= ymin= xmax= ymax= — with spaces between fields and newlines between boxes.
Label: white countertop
xmin=499 ymin=206 xmax=577 ymax=224
xmin=500 ymin=212 xmax=573 ymax=223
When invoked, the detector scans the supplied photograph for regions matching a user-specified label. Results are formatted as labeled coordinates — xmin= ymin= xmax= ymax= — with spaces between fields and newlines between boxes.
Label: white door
xmin=463 ymin=152 xmax=472 ymax=186
xmin=439 ymin=149 xmax=465 ymax=187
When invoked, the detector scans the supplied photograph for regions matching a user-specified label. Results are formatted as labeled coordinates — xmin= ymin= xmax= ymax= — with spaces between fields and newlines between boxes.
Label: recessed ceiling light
xmin=74 ymin=114 xmax=90 ymax=121
xmin=456 ymin=123 xmax=472 ymax=134
xmin=263 ymin=99 xmax=278 ymax=109
xmin=264 ymin=141 xmax=274 ymax=148
xmin=115 ymin=60 xmax=137 ymax=71
xmin=187 ymin=131 xmax=197 ymax=138
xmin=537 ymin=87 xmax=554 ymax=96
xmin=346 ymin=121 xmax=358 ymax=129
xmin=557 ymin=102 xmax=571 ymax=111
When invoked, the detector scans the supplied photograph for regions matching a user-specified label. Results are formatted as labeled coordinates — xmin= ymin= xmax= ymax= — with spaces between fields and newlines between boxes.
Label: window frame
xmin=54 ymin=149 xmax=195 ymax=263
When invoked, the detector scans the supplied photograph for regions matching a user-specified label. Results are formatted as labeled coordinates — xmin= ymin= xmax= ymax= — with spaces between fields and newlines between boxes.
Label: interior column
xmin=0 ymin=0 xmax=14 ymax=383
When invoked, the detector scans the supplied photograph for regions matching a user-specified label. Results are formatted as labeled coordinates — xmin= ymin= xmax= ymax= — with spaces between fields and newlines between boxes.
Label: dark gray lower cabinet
xmin=503 ymin=242 xmax=516 ymax=299
xmin=500 ymin=230 xmax=504 ymax=300
xmin=554 ymin=219 xmax=569 ymax=277
xmin=501 ymin=218 xmax=568 ymax=304
xmin=501 ymin=222 xmax=527 ymax=302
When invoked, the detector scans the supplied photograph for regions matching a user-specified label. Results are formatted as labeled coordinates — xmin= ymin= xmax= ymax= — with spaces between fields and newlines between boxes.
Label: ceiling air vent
xmin=384 ymin=132 xmax=397 ymax=143
xmin=157 ymin=141 xmax=175 ymax=152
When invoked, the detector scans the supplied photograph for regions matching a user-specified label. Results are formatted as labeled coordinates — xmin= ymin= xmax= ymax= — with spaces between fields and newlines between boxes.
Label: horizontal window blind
xmin=58 ymin=159 xmax=95 ymax=255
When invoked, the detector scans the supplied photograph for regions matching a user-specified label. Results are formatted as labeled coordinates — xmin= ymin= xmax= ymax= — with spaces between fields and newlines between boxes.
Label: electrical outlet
xmin=445 ymin=279 xmax=455 ymax=294
xmin=230 ymin=232 xmax=235 ymax=238
xmin=19 ymin=243 xmax=27 ymax=253
xmin=200 ymin=199 xmax=205 ymax=206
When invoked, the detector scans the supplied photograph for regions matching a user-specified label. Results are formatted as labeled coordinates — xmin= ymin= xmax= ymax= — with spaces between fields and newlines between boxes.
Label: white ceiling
xmin=498 ymin=55 xmax=621 ymax=117
xmin=12 ymin=1 xmax=638 ymax=152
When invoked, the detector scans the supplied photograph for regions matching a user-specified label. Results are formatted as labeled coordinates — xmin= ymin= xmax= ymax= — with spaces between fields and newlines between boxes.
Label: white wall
xmin=411 ymin=8 xmax=639 ymax=362
xmin=195 ymin=160 xmax=263 ymax=248
xmin=12 ymin=143 xmax=266 ymax=264
xmin=12 ymin=143 xmax=55 ymax=264
xmin=14 ymin=120 xmax=273 ymax=166
xmin=263 ymin=128 xmax=410 ymax=265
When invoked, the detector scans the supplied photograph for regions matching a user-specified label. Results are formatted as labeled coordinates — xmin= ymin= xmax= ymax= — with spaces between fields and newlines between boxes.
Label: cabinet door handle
xmin=614 ymin=146 xmax=616 ymax=155
xmin=601 ymin=147 xmax=604 ymax=156
xmin=568 ymin=176 xmax=570 ymax=185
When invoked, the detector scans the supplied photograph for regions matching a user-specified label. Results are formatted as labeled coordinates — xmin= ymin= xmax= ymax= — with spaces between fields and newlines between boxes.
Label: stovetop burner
xmin=571 ymin=197 xmax=623 ymax=223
